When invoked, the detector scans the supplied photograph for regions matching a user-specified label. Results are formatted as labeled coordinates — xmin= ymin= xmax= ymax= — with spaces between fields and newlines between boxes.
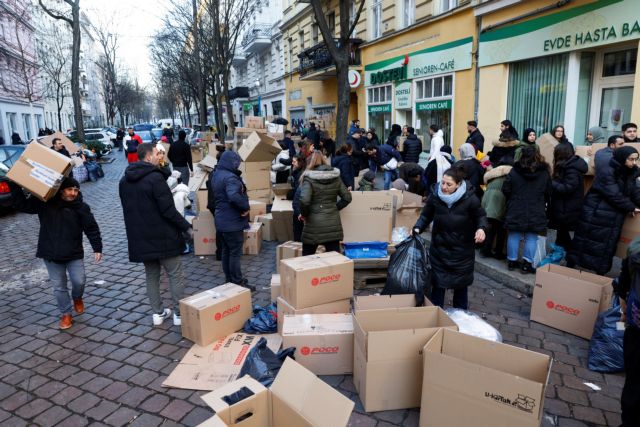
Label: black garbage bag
xmin=381 ymin=235 xmax=430 ymax=306
xmin=243 ymin=302 xmax=278 ymax=334
xmin=238 ymin=337 xmax=295 ymax=387
xmin=588 ymin=296 xmax=625 ymax=373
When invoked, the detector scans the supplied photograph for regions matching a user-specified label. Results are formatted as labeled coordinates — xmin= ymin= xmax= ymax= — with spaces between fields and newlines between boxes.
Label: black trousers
xmin=555 ymin=228 xmax=572 ymax=250
xmin=483 ymin=218 xmax=506 ymax=255
xmin=622 ymin=326 xmax=640 ymax=426
xmin=302 ymin=240 xmax=340 ymax=256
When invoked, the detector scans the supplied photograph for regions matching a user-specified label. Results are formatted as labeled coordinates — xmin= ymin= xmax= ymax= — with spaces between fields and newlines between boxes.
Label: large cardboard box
xmin=243 ymin=222 xmax=263 ymax=255
xmin=240 ymin=161 xmax=271 ymax=191
xmin=276 ymin=296 xmax=351 ymax=333
xmin=282 ymin=314 xmax=354 ymax=375
xmin=340 ymin=191 xmax=396 ymax=243
xmin=276 ymin=241 xmax=303 ymax=273
xmin=179 ymin=284 xmax=252 ymax=346
xmin=353 ymin=294 xmax=418 ymax=312
xmin=272 ymin=183 xmax=291 ymax=197
xmin=280 ymin=252 xmax=354 ymax=309
xmin=270 ymin=274 xmax=281 ymax=302
xmin=353 ymin=306 xmax=457 ymax=412
xmin=198 ymin=154 xmax=217 ymax=172
xmin=196 ymin=177 xmax=209 ymax=213
xmin=616 ymin=215 xmax=640 ymax=258
xmin=271 ymin=198 xmax=294 ymax=242
xmin=256 ymin=214 xmax=275 ymax=241
xmin=193 ymin=212 xmax=216 ymax=256
xmin=249 ymin=200 xmax=267 ymax=221
xmin=420 ymin=329 xmax=552 ymax=427
xmin=38 ymin=132 xmax=79 ymax=155
xmin=575 ymin=142 xmax=640 ymax=176
xmin=239 ymin=132 xmax=281 ymax=162
xmin=191 ymin=146 xmax=204 ymax=163
xmin=247 ymin=188 xmax=272 ymax=204
xmin=163 ymin=333 xmax=282 ymax=390
xmin=390 ymin=189 xmax=424 ymax=230
xmin=7 ymin=141 xmax=74 ymax=201
xmin=531 ymin=264 xmax=613 ymax=339
xmin=199 ymin=358 xmax=354 ymax=427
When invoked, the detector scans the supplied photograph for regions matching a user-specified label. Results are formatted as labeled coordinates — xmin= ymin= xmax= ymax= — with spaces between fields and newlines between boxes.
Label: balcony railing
xmin=228 ymin=86 xmax=249 ymax=100
xmin=297 ymin=38 xmax=362 ymax=77
xmin=241 ymin=23 xmax=273 ymax=53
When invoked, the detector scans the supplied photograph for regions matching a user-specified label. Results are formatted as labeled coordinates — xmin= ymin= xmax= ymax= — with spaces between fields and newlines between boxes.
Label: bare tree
xmin=308 ymin=0 xmax=365 ymax=147
xmin=39 ymin=0 xmax=85 ymax=140
xmin=92 ymin=19 xmax=120 ymax=126
xmin=37 ymin=24 xmax=71 ymax=131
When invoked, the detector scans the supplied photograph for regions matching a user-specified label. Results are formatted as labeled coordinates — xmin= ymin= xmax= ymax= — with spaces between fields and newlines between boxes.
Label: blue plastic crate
xmin=343 ymin=241 xmax=388 ymax=259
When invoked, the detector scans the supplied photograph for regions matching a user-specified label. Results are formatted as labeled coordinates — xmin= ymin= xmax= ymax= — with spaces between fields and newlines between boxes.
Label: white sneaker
xmin=173 ymin=312 xmax=181 ymax=326
xmin=152 ymin=308 xmax=172 ymax=326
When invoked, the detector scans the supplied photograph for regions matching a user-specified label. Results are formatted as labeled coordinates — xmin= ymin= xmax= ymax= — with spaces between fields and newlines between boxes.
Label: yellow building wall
xmin=477 ymin=64 xmax=510 ymax=146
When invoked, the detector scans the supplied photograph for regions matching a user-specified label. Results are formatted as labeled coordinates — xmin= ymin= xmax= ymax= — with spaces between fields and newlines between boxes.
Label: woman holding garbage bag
xmin=299 ymin=152 xmax=352 ymax=255
xmin=413 ymin=167 xmax=487 ymax=309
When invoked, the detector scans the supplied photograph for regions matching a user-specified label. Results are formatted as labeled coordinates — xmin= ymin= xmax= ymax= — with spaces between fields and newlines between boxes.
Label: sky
xmin=83 ymin=0 xmax=172 ymax=88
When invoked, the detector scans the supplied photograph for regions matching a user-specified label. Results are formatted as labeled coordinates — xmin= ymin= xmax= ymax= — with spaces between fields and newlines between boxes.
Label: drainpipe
xmin=473 ymin=15 xmax=481 ymax=123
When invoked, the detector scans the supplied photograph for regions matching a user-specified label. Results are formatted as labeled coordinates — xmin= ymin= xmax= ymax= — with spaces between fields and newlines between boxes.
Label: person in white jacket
xmin=271 ymin=148 xmax=291 ymax=184
xmin=167 ymin=171 xmax=192 ymax=253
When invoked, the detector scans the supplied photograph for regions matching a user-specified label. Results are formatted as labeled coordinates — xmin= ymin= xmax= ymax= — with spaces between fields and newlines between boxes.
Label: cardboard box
xmin=276 ymin=241 xmax=303 ymax=273
xmin=247 ymin=188 xmax=272 ymax=204
xmin=271 ymin=198 xmax=294 ymax=242
xmin=240 ymin=162 xmax=271 ymax=192
xmin=353 ymin=294 xmax=418 ymax=312
xmin=270 ymin=274 xmax=281 ymax=302
xmin=163 ymin=333 xmax=282 ymax=390
xmin=191 ymin=146 xmax=204 ymax=163
xmin=199 ymin=358 xmax=354 ymax=427
xmin=420 ymin=328 xmax=552 ymax=427
xmin=353 ymin=306 xmax=457 ymax=412
xmin=179 ymin=284 xmax=252 ymax=346
xmin=276 ymin=296 xmax=351 ymax=333
xmin=245 ymin=116 xmax=265 ymax=129
xmin=238 ymin=132 xmax=281 ymax=162
xmin=198 ymin=154 xmax=217 ymax=172
xmin=256 ymin=214 xmax=275 ymax=241
xmin=193 ymin=212 xmax=216 ymax=256
xmin=239 ymin=160 xmax=272 ymax=173
xmin=531 ymin=264 xmax=613 ymax=339
xmin=282 ymin=313 xmax=354 ymax=375
xmin=249 ymin=200 xmax=267 ymax=221
xmin=272 ymin=183 xmax=291 ymax=197
xmin=243 ymin=222 xmax=263 ymax=255
xmin=575 ymin=142 xmax=640 ymax=176
xmin=7 ymin=141 xmax=73 ymax=201
xmin=280 ymin=252 xmax=354 ymax=309
xmin=616 ymin=214 xmax=640 ymax=258
xmin=38 ymin=132 xmax=79 ymax=155
xmin=340 ymin=191 xmax=396 ymax=243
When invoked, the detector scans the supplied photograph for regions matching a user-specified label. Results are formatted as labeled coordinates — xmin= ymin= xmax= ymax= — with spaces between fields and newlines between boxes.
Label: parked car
xmin=134 ymin=124 xmax=154 ymax=132
xmin=151 ymin=128 xmax=164 ymax=141
xmin=85 ymin=132 xmax=113 ymax=155
xmin=190 ymin=131 xmax=205 ymax=145
xmin=137 ymin=130 xmax=156 ymax=144
xmin=0 ymin=145 xmax=26 ymax=207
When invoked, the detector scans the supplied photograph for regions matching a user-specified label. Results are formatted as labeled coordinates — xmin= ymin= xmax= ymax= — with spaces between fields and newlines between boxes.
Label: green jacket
xmin=299 ymin=165 xmax=352 ymax=245
xmin=480 ymin=165 xmax=512 ymax=221
xmin=357 ymin=177 xmax=375 ymax=191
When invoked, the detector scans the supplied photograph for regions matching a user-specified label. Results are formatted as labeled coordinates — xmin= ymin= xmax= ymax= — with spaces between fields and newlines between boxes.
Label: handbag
xmin=382 ymin=157 xmax=398 ymax=171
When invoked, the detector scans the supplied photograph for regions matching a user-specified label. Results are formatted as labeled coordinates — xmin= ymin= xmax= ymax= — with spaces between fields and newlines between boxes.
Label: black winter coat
xmin=288 ymin=168 xmax=303 ymax=217
xmin=212 ymin=151 xmax=250 ymax=233
xmin=455 ymin=159 xmax=484 ymax=200
xmin=13 ymin=191 xmax=102 ymax=262
xmin=119 ymin=162 xmax=191 ymax=262
xmin=549 ymin=155 xmax=588 ymax=230
xmin=466 ymin=129 xmax=485 ymax=153
xmin=415 ymin=185 xmax=487 ymax=289
xmin=503 ymin=163 xmax=552 ymax=233
xmin=332 ymin=153 xmax=356 ymax=189
xmin=568 ymin=159 xmax=640 ymax=275
xmin=488 ymin=139 xmax=519 ymax=166
xmin=168 ymin=139 xmax=193 ymax=170
xmin=402 ymin=134 xmax=422 ymax=164
xmin=349 ymin=135 xmax=368 ymax=172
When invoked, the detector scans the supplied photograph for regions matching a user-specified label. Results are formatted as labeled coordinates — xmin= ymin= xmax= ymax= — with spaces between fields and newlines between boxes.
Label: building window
xmin=272 ymin=100 xmax=282 ymax=116
xmin=22 ymin=114 xmax=32 ymax=140
xmin=415 ymin=74 xmax=454 ymax=146
xmin=35 ymin=114 xmax=43 ymax=129
xmin=437 ymin=0 xmax=458 ymax=14
xmin=403 ymin=0 xmax=415 ymax=28
xmin=367 ymin=85 xmax=392 ymax=104
xmin=311 ymin=23 xmax=318 ymax=45
xmin=326 ymin=12 xmax=335 ymax=37
xmin=602 ymin=48 xmax=638 ymax=77
xmin=372 ymin=0 xmax=382 ymax=39
xmin=415 ymin=75 xmax=453 ymax=100
xmin=298 ymin=30 xmax=304 ymax=51
xmin=6 ymin=113 xmax=17 ymax=137
xmin=507 ymin=53 xmax=569 ymax=137
xmin=287 ymin=37 xmax=293 ymax=72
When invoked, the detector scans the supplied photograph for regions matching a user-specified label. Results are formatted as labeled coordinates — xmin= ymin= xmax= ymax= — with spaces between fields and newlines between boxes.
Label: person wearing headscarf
xmin=424 ymin=142 xmax=452 ymax=197
xmin=488 ymin=120 xmax=520 ymax=166
xmin=568 ymin=146 xmax=640 ymax=275
xmin=455 ymin=143 xmax=484 ymax=200
xmin=586 ymin=126 xmax=606 ymax=145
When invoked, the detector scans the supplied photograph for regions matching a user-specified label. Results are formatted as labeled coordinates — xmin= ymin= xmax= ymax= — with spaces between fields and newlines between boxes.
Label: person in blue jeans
xmin=502 ymin=145 xmax=552 ymax=274
xmin=10 ymin=177 xmax=102 ymax=330
xmin=212 ymin=151 xmax=253 ymax=291
xmin=365 ymin=143 xmax=402 ymax=190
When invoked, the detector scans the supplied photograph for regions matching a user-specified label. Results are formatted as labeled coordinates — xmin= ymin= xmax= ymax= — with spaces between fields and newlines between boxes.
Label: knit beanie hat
xmin=59 ymin=177 xmax=80 ymax=191
xmin=363 ymin=170 xmax=375 ymax=182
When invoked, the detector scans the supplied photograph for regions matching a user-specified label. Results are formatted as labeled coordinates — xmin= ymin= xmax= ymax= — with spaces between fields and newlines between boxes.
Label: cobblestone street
xmin=0 ymin=155 xmax=625 ymax=426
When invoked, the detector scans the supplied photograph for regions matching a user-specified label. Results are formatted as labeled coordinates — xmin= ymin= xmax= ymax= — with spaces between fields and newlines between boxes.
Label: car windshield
xmin=0 ymin=146 xmax=26 ymax=176
xmin=138 ymin=131 xmax=153 ymax=142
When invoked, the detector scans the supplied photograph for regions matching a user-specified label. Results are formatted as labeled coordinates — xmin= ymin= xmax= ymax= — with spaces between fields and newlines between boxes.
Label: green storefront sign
xmin=368 ymin=104 xmax=392 ymax=113
xmin=479 ymin=0 xmax=640 ymax=67
xmin=370 ymin=65 xmax=408 ymax=85
xmin=416 ymin=100 xmax=452 ymax=111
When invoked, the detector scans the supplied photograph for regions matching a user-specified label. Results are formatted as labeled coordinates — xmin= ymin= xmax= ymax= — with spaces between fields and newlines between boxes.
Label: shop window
xmin=602 ymin=48 xmax=637 ymax=77
xmin=367 ymin=85 xmax=392 ymax=104
xmin=415 ymin=74 xmax=454 ymax=147
xmin=507 ymin=53 xmax=569 ymax=137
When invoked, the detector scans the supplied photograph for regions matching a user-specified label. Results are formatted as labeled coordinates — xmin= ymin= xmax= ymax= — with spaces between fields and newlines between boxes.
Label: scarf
xmin=437 ymin=180 xmax=467 ymax=208
xmin=428 ymin=132 xmax=450 ymax=183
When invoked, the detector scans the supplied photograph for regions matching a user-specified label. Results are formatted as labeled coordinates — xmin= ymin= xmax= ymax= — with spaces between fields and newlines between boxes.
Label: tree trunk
xmin=214 ymin=77 xmax=225 ymax=139
xmin=69 ymin=2 xmax=84 ymax=140
xmin=192 ymin=0 xmax=207 ymax=129
xmin=335 ymin=58 xmax=350 ymax=148
xmin=222 ymin=71 xmax=235 ymax=136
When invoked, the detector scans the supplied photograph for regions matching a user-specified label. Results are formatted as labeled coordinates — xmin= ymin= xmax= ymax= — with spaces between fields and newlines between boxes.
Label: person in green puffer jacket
xmin=479 ymin=164 xmax=512 ymax=259
xmin=357 ymin=170 xmax=376 ymax=191
xmin=299 ymin=152 xmax=352 ymax=255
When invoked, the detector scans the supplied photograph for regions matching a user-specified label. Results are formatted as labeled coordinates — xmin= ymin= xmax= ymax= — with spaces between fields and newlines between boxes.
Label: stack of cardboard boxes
xmin=238 ymin=132 xmax=281 ymax=204
xmin=271 ymin=197 xmax=294 ymax=242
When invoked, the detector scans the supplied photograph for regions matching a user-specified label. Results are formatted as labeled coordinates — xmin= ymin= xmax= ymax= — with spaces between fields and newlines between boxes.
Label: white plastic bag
xmin=445 ymin=309 xmax=502 ymax=343
xmin=533 ymin=235 xmax=547 ymax=268
xmin=392 ymin=227 xmax=410 ymax=244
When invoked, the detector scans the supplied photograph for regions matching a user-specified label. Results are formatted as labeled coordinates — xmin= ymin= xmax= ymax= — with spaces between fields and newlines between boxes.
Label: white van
xmin=157 ymin=118 xmax=182 ymax=129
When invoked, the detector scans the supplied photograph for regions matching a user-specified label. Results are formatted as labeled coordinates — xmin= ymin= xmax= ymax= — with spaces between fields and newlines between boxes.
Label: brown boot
xmin=59 ymin=314 xmax=72 ymax=330
xmin=73 ymin=298 xmax=85 ymax=314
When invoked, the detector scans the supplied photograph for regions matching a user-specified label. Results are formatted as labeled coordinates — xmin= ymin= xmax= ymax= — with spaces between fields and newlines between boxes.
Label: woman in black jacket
xmin=503 ymin=145 xmax=552 ymax=274
xmin=455 ymin=142 xmax=484 ymax=200
xmin=167 ymin=130 xmax=193 ymax=185
xmin=549 ymin=143 xmax=588 ymax=250
xmin=413 ymin=168 xmax=487 ymax=309
xmin=331 ymin=144 xmax=356 ymax=190
xmin=288 ymin=154 xmax=306 ymax=242
xmin=568 ymin=146 xmax=640 ymax=275
xmin=11 ymin=177 xmax=102 ymax=329
xmin=488 ymin=120 xmax=520 ymax=166
xmin=386 ymin=124 xmax=402 ymax=148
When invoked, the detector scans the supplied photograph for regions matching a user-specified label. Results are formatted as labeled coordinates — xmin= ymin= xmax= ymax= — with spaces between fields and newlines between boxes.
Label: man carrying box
xmin=10 ymin=177 xmax=102 ymax=330
xmin=212 ymin=151 xmax=254 ymax=291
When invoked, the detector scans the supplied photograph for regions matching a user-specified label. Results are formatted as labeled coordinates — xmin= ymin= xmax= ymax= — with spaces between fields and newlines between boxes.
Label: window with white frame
xmin=6 ymin=113 xmax=16 ymax=136
xmin=367 ymin=84 xmax=393 ymax=104
xmin=372 ymin=0 xmax=382 ymax=39
xmin=22 ymin=114 xmax=32 ymax=140
xmin=403 ymin=0 xmax=415 ymax=28
xmin=437 ymin=0 xmax=458 ymax=14
xmin=415 ymin=75 xmax=453 ymax=100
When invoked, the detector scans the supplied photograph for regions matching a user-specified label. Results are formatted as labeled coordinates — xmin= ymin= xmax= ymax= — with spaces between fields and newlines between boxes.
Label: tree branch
xmin=38 ymin=0 xmax=73 ymax=25
xmin=347 ymin=0 xmax=366 ymax=40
